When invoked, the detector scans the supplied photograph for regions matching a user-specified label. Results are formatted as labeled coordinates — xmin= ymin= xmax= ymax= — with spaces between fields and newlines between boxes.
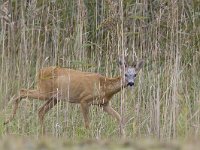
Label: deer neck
xmin=104 ymin=77 xmax=126 ymax=96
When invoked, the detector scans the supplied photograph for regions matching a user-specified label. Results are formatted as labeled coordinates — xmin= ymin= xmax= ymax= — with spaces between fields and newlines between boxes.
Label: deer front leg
xmin=80 ymin=102 xmax=90 ymax=129
xmin=103 ymin=104 xmax=125 ymax=136
xmin=103 ymin=104 xmax=121 ymax=122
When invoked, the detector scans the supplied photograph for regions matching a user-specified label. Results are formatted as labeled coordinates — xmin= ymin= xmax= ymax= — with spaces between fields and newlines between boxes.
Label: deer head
xmin=118 ymin=57 xmax=144 ymax=87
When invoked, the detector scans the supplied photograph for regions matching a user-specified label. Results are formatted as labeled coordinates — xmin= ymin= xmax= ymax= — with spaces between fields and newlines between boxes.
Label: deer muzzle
xmin=127 ymin=82 xmax=134 ymax=86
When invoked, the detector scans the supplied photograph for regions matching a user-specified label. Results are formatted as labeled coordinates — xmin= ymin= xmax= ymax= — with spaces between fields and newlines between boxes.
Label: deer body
xmin=4 ymin=59 xmax=144 ymax=133
xmin=37 ymin=66 xmax=122 ymax=105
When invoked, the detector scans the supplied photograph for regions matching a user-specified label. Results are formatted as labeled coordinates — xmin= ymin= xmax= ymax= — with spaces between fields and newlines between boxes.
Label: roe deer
xmin=4 ymin=58 xmax=144 ymax=133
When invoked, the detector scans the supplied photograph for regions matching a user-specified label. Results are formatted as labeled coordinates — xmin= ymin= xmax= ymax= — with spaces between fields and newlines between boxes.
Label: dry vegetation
xmin=0 ymin=0 xmax=200 ymax=144
xmin=1 ymin=136 xmax=198 ymax=150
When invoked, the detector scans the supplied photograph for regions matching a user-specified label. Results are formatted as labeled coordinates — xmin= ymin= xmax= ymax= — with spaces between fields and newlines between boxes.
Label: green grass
xmin=0 ymin=0 xmax=200 ymax=142
xmin=0 ymin=136 xmax=199 ymax=150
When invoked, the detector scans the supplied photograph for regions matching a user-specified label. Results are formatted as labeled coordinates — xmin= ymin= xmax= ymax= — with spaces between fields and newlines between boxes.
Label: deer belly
xmin=55 ymin=76 xmax=102 ymax=103
xmin=54 ymin=90 xmax=81 ymax=103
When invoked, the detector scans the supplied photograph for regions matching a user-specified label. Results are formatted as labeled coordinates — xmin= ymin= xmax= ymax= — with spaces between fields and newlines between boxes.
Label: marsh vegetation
xmin=0 ymin=0 xmax=200 ymax=143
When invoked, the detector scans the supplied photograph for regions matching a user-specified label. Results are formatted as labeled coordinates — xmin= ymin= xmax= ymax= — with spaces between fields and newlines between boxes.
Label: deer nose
xmin=127 ymin=82 xmax=134 ymax=86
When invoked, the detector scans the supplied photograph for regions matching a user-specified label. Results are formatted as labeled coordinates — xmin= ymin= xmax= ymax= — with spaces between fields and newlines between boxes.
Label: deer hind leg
xmin=38 ymin=98 xmax=58 ymax=134
xmin=80 ymin=102 xmax=90 ymax=129
xmin=102 ymin=104 xmax=125 ymax=136
xmin=4 ymin=88 xmax=47 ymax=125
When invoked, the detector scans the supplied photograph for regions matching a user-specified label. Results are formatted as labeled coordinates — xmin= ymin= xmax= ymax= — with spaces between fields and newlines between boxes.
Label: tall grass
xmin=0 ymin=0 xmax=200 ymax=140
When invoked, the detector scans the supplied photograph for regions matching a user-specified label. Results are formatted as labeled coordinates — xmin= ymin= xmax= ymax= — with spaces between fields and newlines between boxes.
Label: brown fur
xmin=4 ymin=67 xmax=124 ymax=131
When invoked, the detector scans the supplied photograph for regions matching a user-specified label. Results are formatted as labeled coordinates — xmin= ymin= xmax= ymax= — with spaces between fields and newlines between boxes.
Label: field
xmin=1 ymin=136 xmax=200 ymax=150
xmin=0 ymin=0 xmax=200 ymax=149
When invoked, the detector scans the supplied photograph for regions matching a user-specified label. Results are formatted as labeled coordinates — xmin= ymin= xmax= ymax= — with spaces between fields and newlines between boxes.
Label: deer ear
xmin=118 ymin=56 xmax=127 ymax=68
xmin=135 ymin=59 xmax=144 ymax=72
